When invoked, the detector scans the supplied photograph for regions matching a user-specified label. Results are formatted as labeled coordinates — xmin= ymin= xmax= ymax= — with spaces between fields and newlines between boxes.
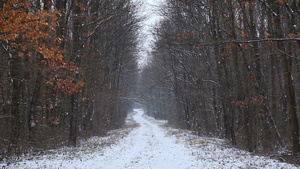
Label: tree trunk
xmin=68 ymin=0 xmax=82 ymax=147
xmin=69 ymin=94 xmax=78 ymax=146
xmin=28 ymin=71 xmax=42 ymax=144
xmin=8 ymin=56 xmax=23 ymax=155
xmin=274 ymin=2 xmax=299 ymax=154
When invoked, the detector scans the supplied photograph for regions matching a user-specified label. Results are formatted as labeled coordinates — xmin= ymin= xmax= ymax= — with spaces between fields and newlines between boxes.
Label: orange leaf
xmin=249 ymin=2 xmax=254 ymax=8
xmin=265 ymin=33 xmax=271 ymax=38
xmin=182 ymin=32 xmax=189 ymax=37
xmin=12 ymin=43 xmax=18 ymax=48
xmin=48 ymin=2 xmax=54 ymax=6
xmin=83 ymin=33 xmax=88 ymax=38
xmin=268 ymin=41 xmax=275 ymax=46
xmin=81 ymin=97 xmax=88 ymax=102
xmin=287 ymin=33 xmax=296 ymax=38
xmin=22 ymin=45 xmax=27 ymax=51
xmin=79 ymin=81 xmax=84 ymax=86
xmin=41 ymin=60 xmax=47 ymax=65
xmin=241 ymin=32 xmax=248 ymax=38
xmin=226 ymin=45 xmax=231 ymax=51
xmin=76 ymin=3 xmax=82 ymax=8
xmin=242 ymin=43 xmax=250 ymax=50
xmin=18 ymin=51 xmax=23 ymax=57
xmin=177 ymin=37 xmax=182 ymax=42
xmin=276 ymin=0 xmax=286 ymax=5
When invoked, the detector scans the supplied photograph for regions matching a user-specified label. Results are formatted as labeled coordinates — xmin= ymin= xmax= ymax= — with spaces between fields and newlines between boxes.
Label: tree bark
xmin=274 ymin=2 xmax=299 ymax=154
xmin=8 ymin=56 xmax=23 ymax=155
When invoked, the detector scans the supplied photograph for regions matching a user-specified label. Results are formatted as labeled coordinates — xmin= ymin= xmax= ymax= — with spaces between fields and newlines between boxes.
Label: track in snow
xmin=97 ymin=109 xmax=198 ymax=169
xmin=1 ymin=109 xmax=298 ymax=169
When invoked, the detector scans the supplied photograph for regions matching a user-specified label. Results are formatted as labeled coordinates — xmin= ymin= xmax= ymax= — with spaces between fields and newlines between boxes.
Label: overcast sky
xmin=132 ymin=0 xmax=165 ymax=69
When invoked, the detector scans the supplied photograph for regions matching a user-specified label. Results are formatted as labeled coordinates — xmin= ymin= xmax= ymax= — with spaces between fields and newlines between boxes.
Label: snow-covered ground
xmin=1 ymin=109 xmax=298 ymax=169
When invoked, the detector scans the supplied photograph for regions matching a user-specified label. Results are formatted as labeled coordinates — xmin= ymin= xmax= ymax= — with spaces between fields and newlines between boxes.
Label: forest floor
xmin=0 ymin=109 xmax=299 ymax=169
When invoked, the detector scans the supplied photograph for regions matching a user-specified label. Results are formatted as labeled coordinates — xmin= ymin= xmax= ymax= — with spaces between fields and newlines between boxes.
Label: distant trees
xmin=0 ymin=0 xmax=139 ymax=156
xmin=142 ymin=0 xmax=300 ymax=154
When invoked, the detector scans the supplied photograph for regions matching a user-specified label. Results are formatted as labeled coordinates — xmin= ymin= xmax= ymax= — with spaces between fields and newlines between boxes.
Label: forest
xmin=0 ymin=0 xmax=139 ymax=157
xmin=140 ymin=0 xmax=300 ymax=155
xmin=0 ymin=0 xmax=300 ymax=161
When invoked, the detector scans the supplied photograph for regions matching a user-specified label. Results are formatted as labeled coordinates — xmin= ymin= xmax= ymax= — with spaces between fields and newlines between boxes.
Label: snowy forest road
xmin=96 ymin=109 xmax=198 ymax=169
xmin=1 ymin=109 xmax=298 ymax=169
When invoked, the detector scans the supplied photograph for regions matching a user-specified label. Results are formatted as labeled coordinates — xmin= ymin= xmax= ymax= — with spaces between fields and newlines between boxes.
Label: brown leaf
xmin=18 ymin=51 xmax=23 ymax=57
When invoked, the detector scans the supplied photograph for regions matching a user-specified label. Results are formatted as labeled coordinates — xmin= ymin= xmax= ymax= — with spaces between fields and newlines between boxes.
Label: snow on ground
xmin=1 ymin=109 xmax=298 ymax=169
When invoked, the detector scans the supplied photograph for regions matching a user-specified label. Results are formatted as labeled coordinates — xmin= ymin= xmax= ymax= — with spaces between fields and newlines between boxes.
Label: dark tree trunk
xmin=28 ymin=71 xmax=42 ymax=144
xmin=8 ymin=56 xmax=23 ymax=155
xmin=274 ymin=3 xmax=299 ymax=154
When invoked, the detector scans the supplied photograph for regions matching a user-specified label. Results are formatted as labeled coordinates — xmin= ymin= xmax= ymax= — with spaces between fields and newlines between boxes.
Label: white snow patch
xmin=1 ymin=109 xmax=298 ymax=169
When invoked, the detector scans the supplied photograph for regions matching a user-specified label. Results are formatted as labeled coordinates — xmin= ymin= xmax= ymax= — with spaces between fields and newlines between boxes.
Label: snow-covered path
xmin=1 ymin=109 xmax=298 ymax=169
xmin=96 ymin=109 xmax=198 ymax=169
